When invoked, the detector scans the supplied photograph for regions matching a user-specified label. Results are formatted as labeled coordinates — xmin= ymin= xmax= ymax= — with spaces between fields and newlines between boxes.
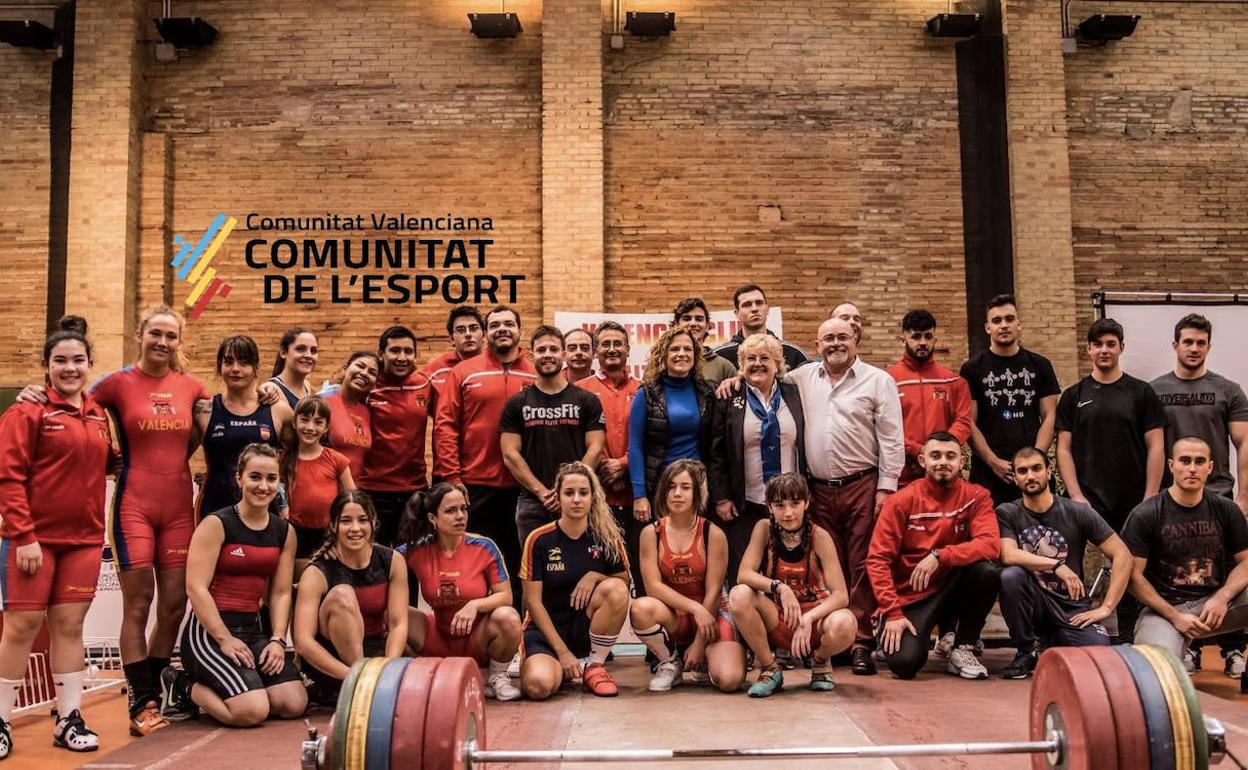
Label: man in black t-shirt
xmin=960 ymin=294 xmax=1061 ymax=506
xmin=1056 ymin=318 xmax=1167 ymax=532
xmin=1123 ymin=437 xmax=1248 ymax=662
xmin=501 ymin=325 xmax=605 ymax=547
xmin=996 ymin=448 xmax=1133 ymax=679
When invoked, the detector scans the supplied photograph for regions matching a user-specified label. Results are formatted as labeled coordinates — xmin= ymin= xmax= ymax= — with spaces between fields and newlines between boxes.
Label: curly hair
xmin=736 ymin=333 xmax=788 ymax=380
xmin=554 ymin=462 xmax=626 ymax=566
xmin=643 ymin=326 xmax=704 ymax=384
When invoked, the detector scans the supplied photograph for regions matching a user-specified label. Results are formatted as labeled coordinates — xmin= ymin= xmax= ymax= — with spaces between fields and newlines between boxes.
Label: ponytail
xmin=398 ymin=483 xmax=469 ymax=548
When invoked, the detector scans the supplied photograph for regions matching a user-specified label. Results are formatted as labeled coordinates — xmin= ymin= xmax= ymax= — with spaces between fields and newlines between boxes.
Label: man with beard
xmin=714 ymin=285 xmax=809 ymax=373
xmin=886 ymin=310 xmax=972 ymax=488
xmin=1124 ymin=437 xmax=1248 ymax=683
xmin=673 ymin=298 xmax=737 ymax=386
xmin=434 ymin=305 xmax=537 ymax=600
xmin=787 ymin=316 xmax=903 ymax=675
xmin=358 ymin=325 xmax=434 ymax=545
xmin=1150 ymin=314 xmax=1248 ymax=676
xmin=867 ymin=433 xmax=1000 ymax=680
xmin=561 ymin=328 xmax=596 ymax=383
xmin=578 ymin=322 xmax=645 ymax=590
xmin=422 ymin=306 xmax=484 ymax=416
xmin=996 ymin=447 xmax=1132 ymax=679
xmin=501 ymin=325 xmax=605 ymax=546
xmin=959 ymin=295 xmax=1062 ymax=505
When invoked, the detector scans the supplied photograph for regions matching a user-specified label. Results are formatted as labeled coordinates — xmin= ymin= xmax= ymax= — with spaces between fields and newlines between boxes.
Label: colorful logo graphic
xmin=171 ymin=214 xmax=237 ymax=319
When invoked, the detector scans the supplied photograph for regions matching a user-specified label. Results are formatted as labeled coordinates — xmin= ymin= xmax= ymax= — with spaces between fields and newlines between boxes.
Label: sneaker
xmin=1224 ymin=650 xmax=1245 ymax=679
xmin=946 ymin=644 xmax=989 ymax=680
xmin=933 ymin=631 xmax=956 ymax=658
xmin=507 ymin=652 xmax=521 ymax=678
xmin=0 ymin=719 xmax=11 ymax=760
xmin=747 ymin=664 xmax=784 ymax=698
xmin=1001 ymin=649 xmax=1039 ymax=680
xmin=129 ymin=701 xmax=170 ymax=737
xmin=686 ymin=662 xmax=710 ymax=685
xmin=485 ymin=671 xmax=521 ymax=702
xmin=648 ymin=656 xmax=684 ymax=692
xmin=1183 ymin=647 xmax=1200 ymax=674
xmin=809 ymin=661 xmax=836 ymax=692
xmin=773 ymin=648 xmax=797 ymax=670
xmin=159 ymin=666 xmax=197 ymax=722
xmin=581 ymin=664 xmax=618 ymax=697
xmin=52 ymin=710 xmax=99 ymax=753
xmin=850 ymin=647 xmax=876 ymax=676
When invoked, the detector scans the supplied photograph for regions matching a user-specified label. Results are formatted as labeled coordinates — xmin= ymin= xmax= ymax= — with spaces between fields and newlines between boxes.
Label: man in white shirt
xmin=787 ymin=316 xmax=905 ymax=674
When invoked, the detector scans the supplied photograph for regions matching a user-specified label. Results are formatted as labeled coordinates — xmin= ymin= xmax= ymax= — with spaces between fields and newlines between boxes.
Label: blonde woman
xmin=627 ymin=326 xmax=713 ymax=523
xmin=519 ymin=462 xmax=630 ymax=699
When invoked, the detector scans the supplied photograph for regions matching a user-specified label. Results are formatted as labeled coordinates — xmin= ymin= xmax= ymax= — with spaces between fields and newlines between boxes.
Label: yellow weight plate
xmin=346 ymin=658 xmax=389 ymax=770
xmin=1138 ymin=645 xmax=1195 ymax=770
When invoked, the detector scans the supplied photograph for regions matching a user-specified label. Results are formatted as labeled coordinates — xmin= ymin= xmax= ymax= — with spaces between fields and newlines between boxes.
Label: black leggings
xmin=879 ymin=560 xmax=1000 ymax=680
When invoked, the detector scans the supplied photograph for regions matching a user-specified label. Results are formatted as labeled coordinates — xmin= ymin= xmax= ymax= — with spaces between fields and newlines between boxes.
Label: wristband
xmin=269 ymin=636 xmax=286 ymax=646
xmin=770 ymin=579 xmax=781 ymax=597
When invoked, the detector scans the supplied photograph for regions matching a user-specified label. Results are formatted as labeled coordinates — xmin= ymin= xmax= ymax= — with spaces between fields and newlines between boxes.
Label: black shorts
xmin=293 ymin=525 xmax=325 ymax=559
xmin=302 ymin=633 xmax=388 ymax=694
xmin=180 ymin=611 xmax=302 ymax=701
xmin=522 ymin=612 xmax=592 ymax=660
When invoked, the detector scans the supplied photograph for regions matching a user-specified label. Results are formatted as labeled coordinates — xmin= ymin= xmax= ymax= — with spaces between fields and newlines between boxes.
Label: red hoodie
xmin=867 ymin=477 xmax=999 ymax=620
xmin=0 ymin=390 xmax=113 ymax=546
xmin=359 ymin=369 xmax=433 ymax=492
xmin=886 ymin=355 xmax=972 ymax=485
xmin=433 ymin=348 xmax=537 ymax=487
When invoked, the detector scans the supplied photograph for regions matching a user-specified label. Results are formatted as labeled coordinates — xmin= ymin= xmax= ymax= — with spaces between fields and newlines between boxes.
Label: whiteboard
xmin=1098 ymin=297 xmax=1248 ymax=386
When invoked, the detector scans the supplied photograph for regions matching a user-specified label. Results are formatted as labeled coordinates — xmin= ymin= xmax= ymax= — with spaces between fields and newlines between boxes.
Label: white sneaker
xmin=507 ymin=652 xmax=521 ymax=678
xmin=485 ymin=670 xmax=522 ymax=702
xmin=1183 ymin=647 xmax=1199 ymax=674
xmin=933 ymin=631 xmax=956 ymax=658
xmin=946 ymin=645 xmax=989 ymax=680
xmin=1225 ymin=650 xmax=1245 ymax=679
xmin=686 ymin=664 xmax=710 ymax=684
xmin=648 ymin=656 xmax=684 ymax=692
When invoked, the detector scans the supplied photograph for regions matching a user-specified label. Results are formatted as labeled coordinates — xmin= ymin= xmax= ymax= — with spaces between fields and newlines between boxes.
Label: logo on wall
xmin=171 ymin=213 xmax=238 ymax=319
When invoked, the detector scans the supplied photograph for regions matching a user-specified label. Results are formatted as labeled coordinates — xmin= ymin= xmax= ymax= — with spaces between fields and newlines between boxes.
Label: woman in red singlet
xmin=629 ymin=460 xmax=745 ymax=693
xmin=729 ymin=472 xmax=855 ymax=697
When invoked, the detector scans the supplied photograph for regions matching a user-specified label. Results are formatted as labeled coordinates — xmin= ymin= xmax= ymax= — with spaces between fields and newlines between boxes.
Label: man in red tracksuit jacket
xmin=421 ymin=306 xmax=485 ymax=427
xmin=433 ymin=305 xmax=536 ymax=602
xmin=867 ymin=431 xmax=1000 ymax=680
xmin=887 ymin=310 xmax=973 ymax=487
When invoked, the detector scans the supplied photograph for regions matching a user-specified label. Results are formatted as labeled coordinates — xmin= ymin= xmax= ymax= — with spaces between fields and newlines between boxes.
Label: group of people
xmin=0 ymin=284 xmax=1246 ymax=762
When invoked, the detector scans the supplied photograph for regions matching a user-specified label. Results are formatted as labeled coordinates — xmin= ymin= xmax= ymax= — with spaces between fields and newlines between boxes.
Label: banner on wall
xmin=554 ymin=308 xmax=784 ymax=381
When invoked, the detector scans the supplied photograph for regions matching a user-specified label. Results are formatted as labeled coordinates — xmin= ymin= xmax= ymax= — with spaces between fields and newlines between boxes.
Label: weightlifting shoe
xmin=582 ymin=663 xmax=619 ymax=697
xmin=53 ymin=710 xmax=99 ymax=753
xmin=159 ymin=666 xmax=197 ymax=722
xmin=747 ymin=663 xmax=783 ymax=698
xmin=946 ymin=644 xmax=989 ymax=680
xmin=648 ymin=655 xmax=684 ymax=692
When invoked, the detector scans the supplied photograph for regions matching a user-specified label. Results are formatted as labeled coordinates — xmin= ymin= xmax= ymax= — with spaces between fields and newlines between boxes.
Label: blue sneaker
xmin=747 ymin=665 xmax=783 ymax=698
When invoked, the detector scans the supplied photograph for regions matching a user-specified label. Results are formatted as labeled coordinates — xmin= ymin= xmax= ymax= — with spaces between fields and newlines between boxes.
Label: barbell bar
xmin=299 ymin=645 xmax=1230 ymax=770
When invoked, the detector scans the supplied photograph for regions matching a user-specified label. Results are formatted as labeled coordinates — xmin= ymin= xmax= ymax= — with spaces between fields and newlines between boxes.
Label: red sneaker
xmin=582 ymin=663 xmax=619 ymax=697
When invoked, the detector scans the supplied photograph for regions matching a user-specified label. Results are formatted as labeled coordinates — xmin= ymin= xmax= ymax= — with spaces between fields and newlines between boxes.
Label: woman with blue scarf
xmin=628 ymin=327 xmax=715 ymax=530
xmin=708 ymin=334 xmax=806 ymax=585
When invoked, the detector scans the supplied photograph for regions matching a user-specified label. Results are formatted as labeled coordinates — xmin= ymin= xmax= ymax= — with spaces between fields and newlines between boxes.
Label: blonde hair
xmin=137 ymin=304 xmax=189 ymax=373
xmin=737 ymin=332 xmax=788 ymax=379
xmin=554 ymin=462 xmax=626 ymax=566
xmin=643 ymin=326 xmax=704 ymax=384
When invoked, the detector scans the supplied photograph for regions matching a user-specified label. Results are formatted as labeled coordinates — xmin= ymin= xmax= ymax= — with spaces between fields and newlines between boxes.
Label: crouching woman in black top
xmin=166 ymin=444 xmax=306 ymax=726
xmin=293 ymin=490 xmax=408 ymax=702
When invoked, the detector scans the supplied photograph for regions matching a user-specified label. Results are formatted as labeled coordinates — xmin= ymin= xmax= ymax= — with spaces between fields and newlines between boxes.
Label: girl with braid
xmin=728 ymin=473 xmax=855 ymax=697
xmin=278 ymin=397 xmax=354 ymax=567
xmin=519 ymin=462 xmax=630 ymax=699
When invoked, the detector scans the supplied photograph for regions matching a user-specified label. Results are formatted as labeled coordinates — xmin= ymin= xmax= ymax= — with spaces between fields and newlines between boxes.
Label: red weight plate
xmin=1030 ymin=647 xmax=1119 ymax=770
xmin=389 ymin=658 xmax=443 ymax=770
xmin=423 ymin=657 xmax=488 ymax=770
xmin=1085 ymin=645 xmax=1152 ymax=770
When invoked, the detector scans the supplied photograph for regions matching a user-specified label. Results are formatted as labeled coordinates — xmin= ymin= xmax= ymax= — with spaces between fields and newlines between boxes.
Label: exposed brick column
xmin=138 ymin=132 xmax=173 ymax=310
xmin=65 ymin=0 xmax=146 ymax=371
xmin=1002 ymin=0 xmax=1079 ymax=384
xmin=540 ymin=0 xmax=604 ymax=322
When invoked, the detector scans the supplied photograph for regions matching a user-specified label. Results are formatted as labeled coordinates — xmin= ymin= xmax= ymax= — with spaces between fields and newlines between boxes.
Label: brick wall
xmin=0 ymin=4 xmax=55 ymax=383
xmin=1065 ymin=2 xmax=1248 ymax=352
xmin=603 ymin=0 xmax=969 ymax=366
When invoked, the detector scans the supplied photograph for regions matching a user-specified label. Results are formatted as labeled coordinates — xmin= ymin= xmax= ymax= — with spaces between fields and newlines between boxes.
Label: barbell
xmin=298 ymin=645 xmax=1231 ymax=770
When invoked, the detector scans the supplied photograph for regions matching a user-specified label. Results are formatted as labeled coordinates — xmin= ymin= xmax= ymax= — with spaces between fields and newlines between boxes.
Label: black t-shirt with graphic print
xmin=960 ymin=348 xmax=1061 ymax=463
xmin=499 ymin=384 xmax=604 ymax=502
xmin=1121 ymin=490 xmax=1248 ymax=605
xmin=997 ymin=496 xmax=1115 ymax=598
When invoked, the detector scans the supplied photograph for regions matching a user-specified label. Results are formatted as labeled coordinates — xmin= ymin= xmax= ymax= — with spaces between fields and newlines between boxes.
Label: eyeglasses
xmin=452 ymin=324 xmax=481 ymax=335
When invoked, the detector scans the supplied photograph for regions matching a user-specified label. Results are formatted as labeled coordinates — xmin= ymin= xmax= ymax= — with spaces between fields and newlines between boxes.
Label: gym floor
xmin=10 ymin=647 xmax=1248 ymax=770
